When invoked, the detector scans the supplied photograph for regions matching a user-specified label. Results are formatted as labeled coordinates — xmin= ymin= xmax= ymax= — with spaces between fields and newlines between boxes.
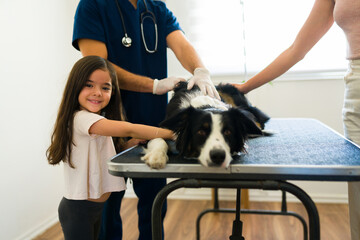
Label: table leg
xmin=229 ymin=188 xmax=245 ymax=240
xmin=152 ymin=179 xmax=320 ymax=240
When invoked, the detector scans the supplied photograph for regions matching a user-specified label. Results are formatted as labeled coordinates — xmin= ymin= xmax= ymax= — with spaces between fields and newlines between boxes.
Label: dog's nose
xmin=210 ymin=149 xmax=226 ymax=165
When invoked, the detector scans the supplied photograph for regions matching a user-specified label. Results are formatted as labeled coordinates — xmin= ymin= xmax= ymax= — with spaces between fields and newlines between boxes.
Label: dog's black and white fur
xmin=141 ymin=82 xmax=270 ymax=169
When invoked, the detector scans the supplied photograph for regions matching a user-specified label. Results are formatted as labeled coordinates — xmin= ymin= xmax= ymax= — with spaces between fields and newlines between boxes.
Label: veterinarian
xmin=72 ymin=0 xmax=220 ymax=239
xmin=232 ymin=0 xmax=360 ymax=239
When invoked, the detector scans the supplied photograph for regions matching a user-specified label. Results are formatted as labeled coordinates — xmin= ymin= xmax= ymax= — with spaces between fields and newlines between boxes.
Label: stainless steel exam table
xmin=108 ymin=118 xmax=360 ymax=240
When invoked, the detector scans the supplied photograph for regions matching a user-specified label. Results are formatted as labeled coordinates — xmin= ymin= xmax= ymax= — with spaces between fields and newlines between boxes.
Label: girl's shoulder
xmin=75 ymin=110 xmax=104 ymax=120
xmin=74 ymin=110 xmax=106 ymax=135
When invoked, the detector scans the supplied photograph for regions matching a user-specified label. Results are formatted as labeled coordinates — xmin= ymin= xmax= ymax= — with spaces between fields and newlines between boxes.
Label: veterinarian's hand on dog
xmin=153 ymin=77 xmax=186 ymax=95
xmin=187 ymin=68 xmax=221 ymax=100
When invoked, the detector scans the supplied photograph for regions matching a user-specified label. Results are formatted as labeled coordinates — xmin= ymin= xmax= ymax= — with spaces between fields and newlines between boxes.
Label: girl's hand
xmin=171 ymin=132 xmax=177 ymax=141
xmin=125 ymin=138 xmax=147 ymax=149
xmin=159 ymin=129 xmax=175 ymax=140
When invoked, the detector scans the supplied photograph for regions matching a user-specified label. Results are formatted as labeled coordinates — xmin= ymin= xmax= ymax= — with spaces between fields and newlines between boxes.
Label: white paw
xmin=141 ymin=150 xmax=168 ymax=169
xmin=141 ymin=138 xmax=169 ymax=169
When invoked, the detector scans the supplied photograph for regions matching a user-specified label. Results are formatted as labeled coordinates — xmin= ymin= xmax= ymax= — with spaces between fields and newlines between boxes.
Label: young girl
xmin=46 ymin=55 xmax=173 ymax=240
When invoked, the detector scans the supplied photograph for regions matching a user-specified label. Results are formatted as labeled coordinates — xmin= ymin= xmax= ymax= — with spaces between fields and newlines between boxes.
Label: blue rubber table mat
xmin=108 ymin=118 xmax=360 ymax=181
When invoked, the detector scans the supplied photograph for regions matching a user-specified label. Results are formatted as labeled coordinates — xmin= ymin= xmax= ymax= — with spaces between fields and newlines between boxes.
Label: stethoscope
xmin=114 ymin=0 xmax=158 ymax=53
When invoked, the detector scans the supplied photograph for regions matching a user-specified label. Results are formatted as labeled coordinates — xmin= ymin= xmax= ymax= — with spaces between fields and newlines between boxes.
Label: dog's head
xmin=160 ymin=106 xmax=262 ymax=168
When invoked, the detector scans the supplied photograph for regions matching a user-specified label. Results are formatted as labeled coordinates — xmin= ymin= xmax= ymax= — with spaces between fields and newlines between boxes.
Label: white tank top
xmin=333 ymin=0 xmax=360 ymax=59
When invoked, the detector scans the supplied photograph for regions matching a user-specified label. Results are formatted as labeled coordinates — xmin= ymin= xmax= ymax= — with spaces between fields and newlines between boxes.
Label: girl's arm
xmin=89 ymin=119 xmax=174 ymax=140
xmin=234 ymin=0 xmax=335 ymax=94
xmin=124 ymin=138 xmax=147 ymax=149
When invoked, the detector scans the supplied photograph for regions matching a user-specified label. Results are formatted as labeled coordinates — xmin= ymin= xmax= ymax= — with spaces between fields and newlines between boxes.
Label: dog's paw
xmin=141 ymin=150 xmax=168 ymax=169
xmin=141 ymin=138 xmax=169 ymax=169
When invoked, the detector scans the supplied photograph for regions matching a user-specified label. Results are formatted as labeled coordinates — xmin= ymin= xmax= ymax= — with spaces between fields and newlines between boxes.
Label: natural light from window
xmin=167 ymin=0 xmax=348 ymax=77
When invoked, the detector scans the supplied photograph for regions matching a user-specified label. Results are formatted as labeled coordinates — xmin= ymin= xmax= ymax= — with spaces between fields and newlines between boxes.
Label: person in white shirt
xmin=46 ymin=55 xmax=174 ymax=240
xmin=232 ymin=0 xmax=360 ymax=238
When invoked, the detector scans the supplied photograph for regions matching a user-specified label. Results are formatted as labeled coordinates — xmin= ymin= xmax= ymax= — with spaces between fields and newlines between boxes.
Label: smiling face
xmin=78 ymin=69 xmax=112 ymax=114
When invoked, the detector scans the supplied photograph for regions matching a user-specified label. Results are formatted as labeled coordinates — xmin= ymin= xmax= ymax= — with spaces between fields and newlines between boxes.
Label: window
xmin=166 ymin=0 xmax=347 ymax=78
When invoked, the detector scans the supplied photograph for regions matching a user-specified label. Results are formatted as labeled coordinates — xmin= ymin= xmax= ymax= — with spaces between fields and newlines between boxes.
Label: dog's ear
xmin=160 ymin=107 xmax=196 ymax=156
xmin=246 ymin=106 xmax=270 ymax=129
xmin=160 ymin=107 xmax=195 ymax=132
xmin=228 ymin=108 xmax=263 ymax=136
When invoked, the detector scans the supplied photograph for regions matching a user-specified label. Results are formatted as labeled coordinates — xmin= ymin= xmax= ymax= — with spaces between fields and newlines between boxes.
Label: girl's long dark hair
xmin=46 ymin=56 xmax=126 ymax=168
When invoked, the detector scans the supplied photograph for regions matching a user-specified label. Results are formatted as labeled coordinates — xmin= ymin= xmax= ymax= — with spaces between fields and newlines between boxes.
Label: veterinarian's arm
xmin=167 ymin=30 xmax=220 ymax=99
xmin=78 ymin=38 xmax=183 ymax=94
xmin=233 ymin=0 xmax=334 ymax=94
xmin=89 ymin=119 xmax=174 ymax=140
xmin=167 ymin=30 xmax=205 ymax=73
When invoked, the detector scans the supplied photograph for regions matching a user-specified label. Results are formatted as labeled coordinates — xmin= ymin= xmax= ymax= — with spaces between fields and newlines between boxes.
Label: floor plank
xmin=34 ymin=198 xmax=350 ymax=240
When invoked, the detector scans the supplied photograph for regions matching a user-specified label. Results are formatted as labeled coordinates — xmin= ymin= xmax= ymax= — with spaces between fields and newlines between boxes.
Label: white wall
xmin=0 ymin=1 xmax=81 ymax=239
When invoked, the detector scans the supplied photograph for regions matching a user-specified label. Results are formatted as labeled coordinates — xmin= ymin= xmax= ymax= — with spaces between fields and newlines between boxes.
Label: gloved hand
xmin=153 ymin=77 xmax=186 ymax=95
xmin=187 ymin=68 xmax=220 ymax=100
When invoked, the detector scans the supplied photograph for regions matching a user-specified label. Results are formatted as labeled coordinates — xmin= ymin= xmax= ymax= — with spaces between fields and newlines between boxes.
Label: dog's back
xmin=216 ymin=84 xmax=270 ymax=129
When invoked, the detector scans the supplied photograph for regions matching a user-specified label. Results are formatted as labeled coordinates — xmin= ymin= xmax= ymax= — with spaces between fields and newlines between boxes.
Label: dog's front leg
xmin=141 ymin=138 xmax=169 ymax=169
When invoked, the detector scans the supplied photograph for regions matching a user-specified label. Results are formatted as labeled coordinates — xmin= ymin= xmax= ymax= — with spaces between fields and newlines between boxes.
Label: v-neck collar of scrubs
xmin=124 ymin=0 xmax=140 ymax=11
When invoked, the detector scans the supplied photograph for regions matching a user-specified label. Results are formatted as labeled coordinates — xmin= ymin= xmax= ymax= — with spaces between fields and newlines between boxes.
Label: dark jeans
xmin=99 ymin=178 xmax=167 ymax=240
xmin=58 ymin=197 xmax=105 ymax=240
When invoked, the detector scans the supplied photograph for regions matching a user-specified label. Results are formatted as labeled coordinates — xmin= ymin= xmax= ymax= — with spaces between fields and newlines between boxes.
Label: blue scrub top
xmin=72 ymin=0 xmax=182 ymax=126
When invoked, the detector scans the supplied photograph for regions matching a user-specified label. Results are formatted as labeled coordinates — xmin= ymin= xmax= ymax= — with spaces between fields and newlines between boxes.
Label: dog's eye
xmin=224 ymin=130 xmax=232 ymax=136
xmin=197 ymin=130 xmax=207 ymax=136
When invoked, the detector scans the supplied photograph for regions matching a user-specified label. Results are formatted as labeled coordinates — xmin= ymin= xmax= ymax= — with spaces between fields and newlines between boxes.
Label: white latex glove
xmin=153 ymin=77 xmax=186 ymax=95
xmin=187 ymin=68 xmax=220 ymax=100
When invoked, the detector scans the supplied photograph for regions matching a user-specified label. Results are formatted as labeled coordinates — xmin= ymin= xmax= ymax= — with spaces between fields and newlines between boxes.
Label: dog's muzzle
xmin=209 ymin=149 xmax=226 ymax=166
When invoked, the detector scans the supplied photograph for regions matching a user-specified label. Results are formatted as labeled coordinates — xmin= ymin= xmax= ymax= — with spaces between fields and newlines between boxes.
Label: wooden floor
xmin=34 ymin=198 xmax=350 ymax=240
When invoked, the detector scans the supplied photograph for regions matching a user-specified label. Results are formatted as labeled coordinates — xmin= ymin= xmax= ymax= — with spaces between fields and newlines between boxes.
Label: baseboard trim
xmin=15 ymin=215 xmax=58 ymax=240
xmin=25 ymin=192 xmax=347 ymax=239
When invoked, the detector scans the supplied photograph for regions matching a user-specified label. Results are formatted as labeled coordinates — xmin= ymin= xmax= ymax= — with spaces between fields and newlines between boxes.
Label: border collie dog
xmin=141 ymin=82 xmax=270 ymax=169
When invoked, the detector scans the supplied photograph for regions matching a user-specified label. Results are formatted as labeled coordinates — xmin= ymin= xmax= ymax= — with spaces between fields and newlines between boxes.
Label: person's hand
xmin=187 ymin=68 xmax=220 ymax=100
xmin=124 ymin=138 xmax=147 ymax=150
xmin=231 ymin=83 xmax=248 ymax=94
xmin=153 ymin=77 xmax=186 ymax=95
